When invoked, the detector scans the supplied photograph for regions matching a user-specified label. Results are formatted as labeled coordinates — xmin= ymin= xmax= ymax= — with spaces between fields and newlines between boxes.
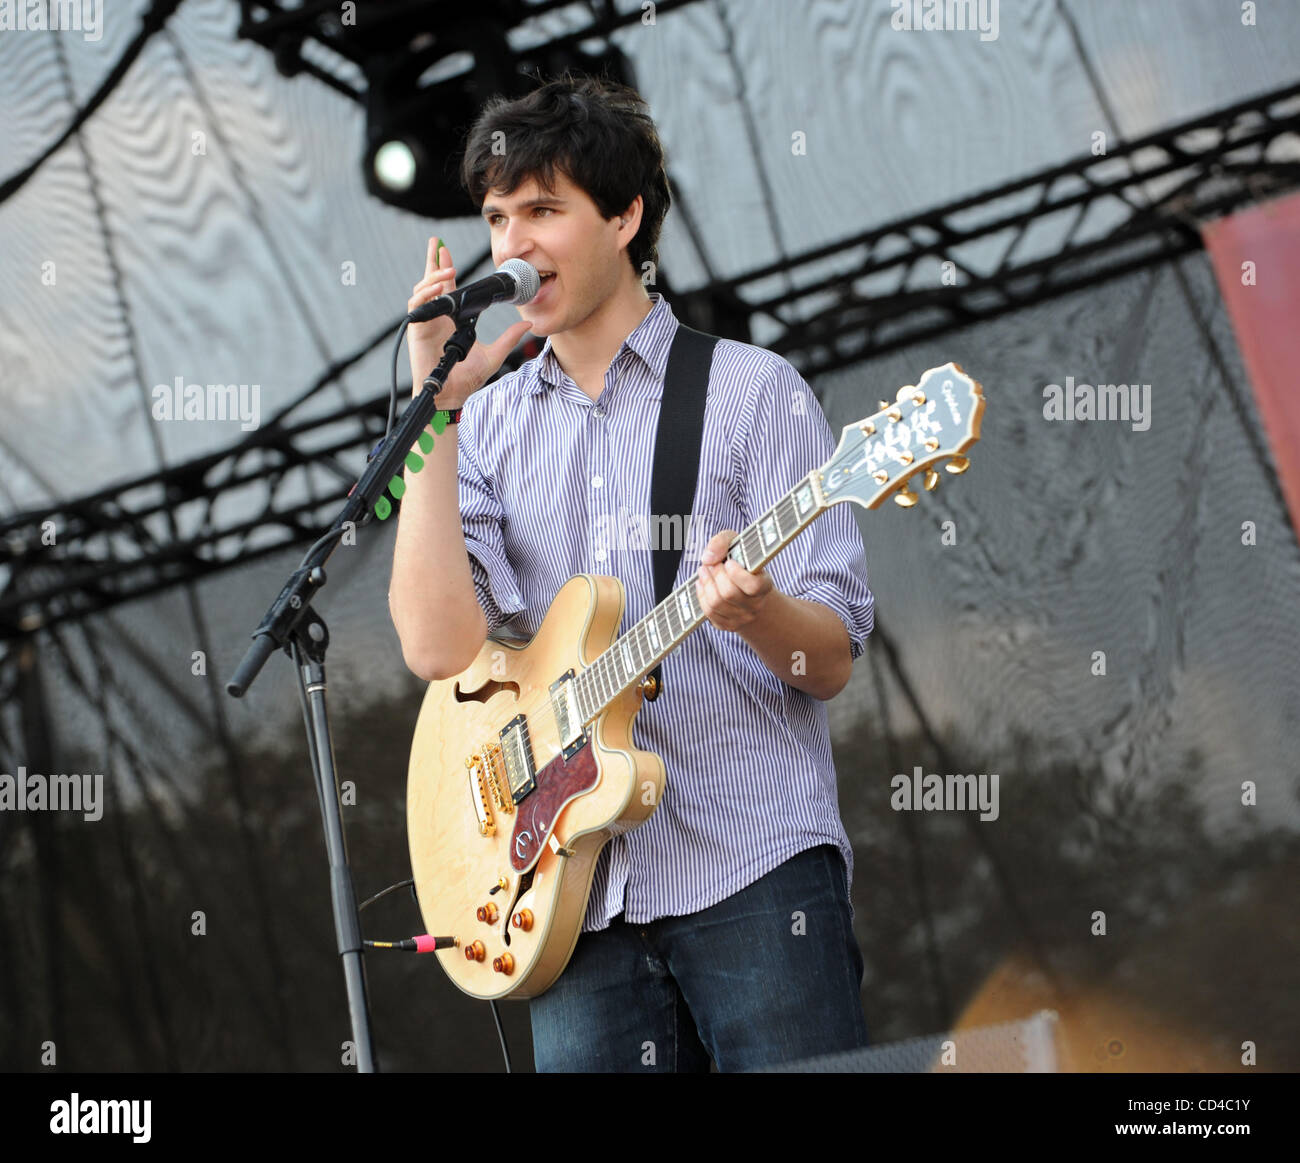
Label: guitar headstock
xmin=822 ymin=362 xmax=984 ymax=510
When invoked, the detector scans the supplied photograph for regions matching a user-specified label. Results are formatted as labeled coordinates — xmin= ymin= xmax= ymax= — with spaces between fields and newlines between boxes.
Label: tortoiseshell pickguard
xmin=509 ymin=741 xmax=598 ymax=872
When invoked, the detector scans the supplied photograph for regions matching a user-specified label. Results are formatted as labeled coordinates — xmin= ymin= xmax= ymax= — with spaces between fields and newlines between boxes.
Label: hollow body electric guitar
xmin=407 ymin=362 xmax=984 ymax=1000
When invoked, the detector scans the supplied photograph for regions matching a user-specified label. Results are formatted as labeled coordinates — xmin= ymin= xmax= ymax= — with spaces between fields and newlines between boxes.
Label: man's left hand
xmin=696 ymin=529 xmax=774 ymax=632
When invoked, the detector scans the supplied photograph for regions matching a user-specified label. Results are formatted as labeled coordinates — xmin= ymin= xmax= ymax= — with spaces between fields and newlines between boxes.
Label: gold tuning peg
xmin=893 ymin=488 xmax=918 ymax=508
xmin=895 ymin=384 xmax=916 ymax=403
xmin=878 ymin=400 xmax=890 ymax=412
xmin=945 ymin=455 xmax=970 ymax=475
xmin=923 ymin=469 xmax=940 ymax=491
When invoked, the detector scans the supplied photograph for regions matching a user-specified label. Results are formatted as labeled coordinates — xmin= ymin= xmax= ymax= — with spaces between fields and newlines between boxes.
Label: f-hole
xmin=454 ymin=678 xmax=520 ymax=703
xmin=501 ymin=867 xmax=535 ymax=947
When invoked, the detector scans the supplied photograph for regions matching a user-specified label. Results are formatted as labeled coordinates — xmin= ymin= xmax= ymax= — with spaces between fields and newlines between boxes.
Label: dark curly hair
xmin=460 ymin=73 xmax=671 ymax=274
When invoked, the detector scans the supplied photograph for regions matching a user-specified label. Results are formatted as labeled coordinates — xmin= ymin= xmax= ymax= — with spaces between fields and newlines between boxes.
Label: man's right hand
xmin=407 ymin=236 xmax=534 ymax=407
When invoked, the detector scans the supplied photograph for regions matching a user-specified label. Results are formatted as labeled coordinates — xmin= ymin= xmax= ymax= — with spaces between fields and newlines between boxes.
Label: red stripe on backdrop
xmin=1202 ymin=194 xmax=1300 ymax=536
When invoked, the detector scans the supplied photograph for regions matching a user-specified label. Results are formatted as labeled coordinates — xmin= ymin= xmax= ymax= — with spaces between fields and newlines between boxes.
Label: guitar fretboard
xmin=572 ymin=470 xmax=825 ymax=723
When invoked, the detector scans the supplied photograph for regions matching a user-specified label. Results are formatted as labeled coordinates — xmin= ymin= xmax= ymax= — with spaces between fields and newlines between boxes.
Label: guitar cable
xmin=359 ymin=877 xmax=515 ymax=1073
xmin=363 ymin=935 xmax=457 ymax=953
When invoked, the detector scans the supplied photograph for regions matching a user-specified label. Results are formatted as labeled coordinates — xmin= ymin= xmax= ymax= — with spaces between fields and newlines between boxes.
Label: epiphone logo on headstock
xmin=941 ymin=382 xmax=962 ymax=425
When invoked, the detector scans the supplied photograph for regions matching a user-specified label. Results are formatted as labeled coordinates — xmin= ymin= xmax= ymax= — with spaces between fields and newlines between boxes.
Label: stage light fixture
xmin=372 ymin=139 xmax=418 ymax=193
xmin=362 ymin=31 xmax=636 ymax=218
xmin=238 ymin=2 xmax=654 ymax=218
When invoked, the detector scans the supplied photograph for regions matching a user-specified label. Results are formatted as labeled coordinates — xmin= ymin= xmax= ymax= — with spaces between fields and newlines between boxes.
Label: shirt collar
xmin=523 ymin=293 xmax=678 ymax=398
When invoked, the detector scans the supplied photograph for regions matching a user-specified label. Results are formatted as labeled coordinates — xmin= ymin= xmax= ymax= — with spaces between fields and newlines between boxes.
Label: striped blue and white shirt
xmin=457 ymin=293 xmax=874 ymax=932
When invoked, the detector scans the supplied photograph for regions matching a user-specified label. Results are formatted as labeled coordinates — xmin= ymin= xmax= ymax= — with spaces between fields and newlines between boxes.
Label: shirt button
xmin=594 ymin=547 xmax=607 ymax=562
xmin=593 ymin=405 xmax=605 ymax=418
xmin=591 ymin=475 xmax=603 ymax=489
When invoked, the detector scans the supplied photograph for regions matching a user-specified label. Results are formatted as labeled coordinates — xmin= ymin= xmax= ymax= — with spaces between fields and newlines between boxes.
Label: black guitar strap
xmin=646 ymin=323 xmax=718 ymax=695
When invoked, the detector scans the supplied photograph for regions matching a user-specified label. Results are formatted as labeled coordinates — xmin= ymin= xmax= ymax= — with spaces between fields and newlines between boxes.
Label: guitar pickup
xmin=549 ymin=669 xmax=589 ymax=761
xmin=499 ymin=714 xmax=537 ymax=803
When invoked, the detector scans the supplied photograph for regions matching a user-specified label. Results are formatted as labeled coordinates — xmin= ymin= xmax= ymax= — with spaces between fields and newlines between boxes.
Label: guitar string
xmin=473 ymin=382 xmax=951 ymax=748
xmin=510 ymin=406 xmax=954 ymax=740
xmin=450 ymin=387 xmax=973 ymax=841
xmin=471 ymin=485 xmax=815 ymax=769
xmin=514 ymin=487 xmax=806 ymax=726
xmin=463 ymin=374 xmax=941 ymax=758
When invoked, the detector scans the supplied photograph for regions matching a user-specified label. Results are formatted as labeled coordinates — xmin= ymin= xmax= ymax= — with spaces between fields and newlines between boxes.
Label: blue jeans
xmin=528 ymin=844 xmax=870 ymax=1072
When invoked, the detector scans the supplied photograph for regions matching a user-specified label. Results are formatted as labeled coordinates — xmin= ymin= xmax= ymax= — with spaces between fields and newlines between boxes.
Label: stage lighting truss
xmin=3 ymin=80 xmax=1299 ymax=639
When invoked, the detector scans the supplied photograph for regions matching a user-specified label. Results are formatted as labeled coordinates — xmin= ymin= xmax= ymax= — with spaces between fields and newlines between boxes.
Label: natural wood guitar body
xmin=407 ymin=573 xmax=665 ymax=1000
xmin=406 ymin=362 xmax=984 ymax=1001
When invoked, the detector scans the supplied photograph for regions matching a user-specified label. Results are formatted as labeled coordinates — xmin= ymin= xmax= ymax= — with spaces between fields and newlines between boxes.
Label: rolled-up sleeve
xmin=734 ymin=357 xmax=875 ymax=661
xmin=458 ymin=402 xmax=526 ymax=636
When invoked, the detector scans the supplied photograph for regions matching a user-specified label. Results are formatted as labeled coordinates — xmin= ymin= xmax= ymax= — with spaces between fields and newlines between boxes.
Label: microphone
xmin=407 ymin=258 xmax=540 ymax=322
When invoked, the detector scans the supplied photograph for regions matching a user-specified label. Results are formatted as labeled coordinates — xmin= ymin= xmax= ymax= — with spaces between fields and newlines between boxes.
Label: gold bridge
xmin=465 ymin=742 xmax=514 ymax=837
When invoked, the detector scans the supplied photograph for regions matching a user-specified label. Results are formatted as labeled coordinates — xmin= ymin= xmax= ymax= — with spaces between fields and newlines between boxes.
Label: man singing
xmin=389 ymin=73 xmax=874 ymax=1072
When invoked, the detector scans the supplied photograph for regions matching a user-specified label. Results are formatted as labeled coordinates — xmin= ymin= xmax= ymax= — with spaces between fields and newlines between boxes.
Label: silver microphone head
xmin=499 ymin=258 xmax=541 ymax=304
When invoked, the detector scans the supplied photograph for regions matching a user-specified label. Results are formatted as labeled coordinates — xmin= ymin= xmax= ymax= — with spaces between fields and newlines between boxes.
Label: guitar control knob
xmin=464 ymin=940 xmax=486 ymax=962
xmin=492 ymin=953 xmax=515 ymax=975
xmin=639 ymin=674 xmax=661 ymax=701
xmin=476 ymin=903 xmax=499 ymax=924
xmin=512 ymin=909 xmax=534 ymax=931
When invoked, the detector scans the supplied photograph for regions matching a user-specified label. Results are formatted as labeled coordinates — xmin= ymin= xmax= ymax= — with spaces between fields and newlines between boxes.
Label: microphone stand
xmin=225 ymin=312 xmax=481 ymax=1073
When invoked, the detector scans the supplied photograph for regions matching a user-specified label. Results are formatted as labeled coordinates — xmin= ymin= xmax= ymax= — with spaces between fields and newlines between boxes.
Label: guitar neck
xmin=573 ymin=471 xmax=827 ymax=723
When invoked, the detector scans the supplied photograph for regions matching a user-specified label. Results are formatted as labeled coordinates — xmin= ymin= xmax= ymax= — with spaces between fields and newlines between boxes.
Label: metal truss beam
xmin=4 ymin=81 xmax=1300 ymax=639
xmin=694 ymin=80 xmax=1300 ymax=377
xmin=233 ymin=0 xmax=707 ymax=101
